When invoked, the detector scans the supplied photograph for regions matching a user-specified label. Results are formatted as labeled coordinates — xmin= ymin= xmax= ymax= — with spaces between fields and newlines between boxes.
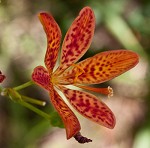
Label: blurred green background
xmin=0 ymin=0 xmax=150 ymax=148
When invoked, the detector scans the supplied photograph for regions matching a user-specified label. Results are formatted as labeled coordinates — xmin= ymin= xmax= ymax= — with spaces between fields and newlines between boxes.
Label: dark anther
xmin=74 ymin=132 xmax=92 ymax=144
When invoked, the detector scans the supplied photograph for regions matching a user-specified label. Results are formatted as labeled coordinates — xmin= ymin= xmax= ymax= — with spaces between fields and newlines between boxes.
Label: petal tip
xmin=107 ymin=114 xmax=116 ymax=129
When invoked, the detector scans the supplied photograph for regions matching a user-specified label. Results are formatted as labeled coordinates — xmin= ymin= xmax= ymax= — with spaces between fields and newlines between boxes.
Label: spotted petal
xmin=32 ymin=66 xmax=81 ymax=139
xmin=61 ymin=50 xmax=139 ymax=84
xmin=49 ymin=85 xmax=81 ymax=139
xmin=54 ymin=7 xmax=95 ymax=76
xmin=39 ymin=12 xmax=61 ymax=73
xmin=32 ymin=66 xmax=51 ymax=90
xmin=60 ymin=86 xmax=115 ymax=129
xmin=0 ymin=71 xmax=6 ymax=83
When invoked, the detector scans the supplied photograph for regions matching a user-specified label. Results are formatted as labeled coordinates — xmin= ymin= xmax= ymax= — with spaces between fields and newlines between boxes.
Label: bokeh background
xmin=0 ymin=0 xmax=150 ymax=148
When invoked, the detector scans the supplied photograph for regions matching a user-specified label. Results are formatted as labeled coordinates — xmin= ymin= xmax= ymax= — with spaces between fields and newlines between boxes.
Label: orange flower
xmin=32 ymin=7 xmax=139 ymax=142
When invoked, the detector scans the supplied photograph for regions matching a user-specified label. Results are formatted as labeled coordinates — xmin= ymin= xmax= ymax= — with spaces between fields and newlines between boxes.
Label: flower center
xmin=52 ymin=64 xmax=85 ymax=85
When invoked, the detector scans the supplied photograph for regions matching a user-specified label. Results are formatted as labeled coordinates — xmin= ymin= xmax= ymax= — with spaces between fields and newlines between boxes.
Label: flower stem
xmin=1 ymin=88 xmax=50 ymax=121
xmin=18 ymin=100 xmax=51 ymax=120
xmin=21 ymin=95 xmax=46 ymax=106
xmin=13 ymin=81 xmax=34 ymax=91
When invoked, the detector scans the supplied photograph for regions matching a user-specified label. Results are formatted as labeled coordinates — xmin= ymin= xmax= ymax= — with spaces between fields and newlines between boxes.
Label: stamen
xmin=52 ymin=73 xmax=76 ymax=85
xmin=71 ymin=64 xmax=85 ymax=83
xmin=108 ymin=86 xmax=113 ymax=97
xmin=54 ymin=64 xmax=85 ymax=85
xmin=76 ymin=85 xmax=113 ymax=97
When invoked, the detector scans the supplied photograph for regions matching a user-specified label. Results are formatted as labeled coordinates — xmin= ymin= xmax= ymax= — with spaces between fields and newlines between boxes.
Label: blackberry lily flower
xmin=32 ymin=7 xmax=139 ymax=142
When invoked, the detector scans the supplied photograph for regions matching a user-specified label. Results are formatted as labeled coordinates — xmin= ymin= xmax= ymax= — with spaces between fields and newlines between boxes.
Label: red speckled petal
xmin=32 ymin=66 xmax=51 ymax=91
xmin=61 ymin=50 xmax=139 ymax=84
xmin=54 ymin=7 xmax=95 ymax=75
xmin=39 ymin=13 xmax=61 ymax=73
xmin=60 ymin=86 xmax=115 ymax=129
xmin=0 ymin=71 xmax=6 ymax=83
xmin=49 ymin=84 xmax=81 ymax=139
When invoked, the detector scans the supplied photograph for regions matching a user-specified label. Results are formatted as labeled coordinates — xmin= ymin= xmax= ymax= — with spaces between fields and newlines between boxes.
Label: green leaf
xmin=50 ymin=111 xmax=64 ymax=128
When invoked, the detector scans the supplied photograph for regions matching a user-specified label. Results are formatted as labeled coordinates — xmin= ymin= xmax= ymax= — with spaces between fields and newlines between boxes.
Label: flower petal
xmin=54 ymin=6 xmax=95 ymax=75
xmin=0 ymin=71 xmax=6 ymax=83
xmin=62 ymin=50 xmax=139 ymax=84
xmin=32 ymin=66 xmax=51 ymax=91
xmin=32 ymin=66 xmax=81 ymax=139
xmin=60 ymin=86 xmax=116 ymax=129
xmin=39 ymin=12 xmax=61 ymax=73
xmin=49 ymin=85 xmax=81 ymax=139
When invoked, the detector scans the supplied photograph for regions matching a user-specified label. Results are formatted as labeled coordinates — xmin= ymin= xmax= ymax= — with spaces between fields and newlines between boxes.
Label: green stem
xmin=1 ymin=88 xmax=50 ymax=121
xmin=13 ymin=81 xmax=34 ymax=91
xmin=21 ymin=95 xmax=46 ymax=106
xmin=18 ymin=100 xmax=51 ymax=120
